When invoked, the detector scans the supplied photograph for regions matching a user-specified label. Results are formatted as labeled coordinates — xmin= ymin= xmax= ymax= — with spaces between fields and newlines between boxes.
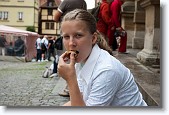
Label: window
xmin=48 ymin=9 xmax=53 ymax=15
xmin=0 ymin=12 xmax=2 ymax=19
xmin=46 ymin=22 xmax=49 ymax=29
xmin=4 ymin=11 xmax=8 ymax=20
xmin=18 ymin=12 xmax=23 ymax=21
xmin=51 ymin=23 xmax=54 ymax=29
xmin=0 ymin=11 xmax=8 ymax=20
xmin=45 ymin=22 xmax=54 ymax=30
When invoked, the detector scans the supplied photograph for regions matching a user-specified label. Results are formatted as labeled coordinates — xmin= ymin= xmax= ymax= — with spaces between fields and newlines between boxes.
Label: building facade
xmin=120 ymin=0 xmax=160 ymax=66
xmin=38 ymin=0 xmax=59 ymax=36
xmin=0 ymin=0 xmax=39 ymax=32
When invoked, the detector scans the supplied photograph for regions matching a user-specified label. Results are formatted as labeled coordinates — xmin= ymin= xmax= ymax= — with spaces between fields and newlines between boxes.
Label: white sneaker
xmin=49 ymin=73 xmax=58 ymax=78
xmin=45 ymin=59 xmax=48 ymax=62
xmin=38 ymin=60 xmax=41 ymax=62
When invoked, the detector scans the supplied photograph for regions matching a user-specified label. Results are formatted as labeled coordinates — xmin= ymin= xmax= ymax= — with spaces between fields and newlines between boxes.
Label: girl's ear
xmin=92 ymin=32 xmax=98 ymax=45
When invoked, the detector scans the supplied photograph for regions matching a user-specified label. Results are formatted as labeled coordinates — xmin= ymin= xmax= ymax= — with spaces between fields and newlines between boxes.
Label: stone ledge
xmin=115 ymin=50 xmax=160 ymax=106
xmin=137 ymin=82 xmax=159 ymax=106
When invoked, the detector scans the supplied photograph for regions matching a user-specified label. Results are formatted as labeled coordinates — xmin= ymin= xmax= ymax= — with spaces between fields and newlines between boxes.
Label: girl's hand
xmin=57 ymin=51 xmax=76 ymax=82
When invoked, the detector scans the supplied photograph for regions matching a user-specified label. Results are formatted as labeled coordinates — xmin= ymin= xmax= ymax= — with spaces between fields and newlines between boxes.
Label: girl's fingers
xmin=70 ymin=52 xmax=76 ymax=66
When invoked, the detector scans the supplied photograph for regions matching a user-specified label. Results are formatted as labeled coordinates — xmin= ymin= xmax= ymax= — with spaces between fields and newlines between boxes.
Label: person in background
xmin=109 ymin=0 xmax=127 ymax=52
xmin=54 ymin=0 xmax=87 ymax=23
xmin=96 ymin=0 xmax=114 ymax=43
xmin=36 ymin=35 xmax=43 ymax=62
xmin=14 ymin=37 xmax=25 ymax=56
xmin=47 ymin=36 xmax=56 ymax=61
xmin=54 ymin=0 xmax=87 ymax=97
xmin=0 ymin=35 xmax=7 ymax=56
xmin=41 ymin=35 xmax=48 ymax=62
xmin=57 ymin=9 xmax=147 ymax=106
xmin=6 ymin=42 xmax=14 ymax=56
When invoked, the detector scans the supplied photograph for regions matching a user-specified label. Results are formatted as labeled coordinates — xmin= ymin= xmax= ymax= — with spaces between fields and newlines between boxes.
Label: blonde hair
xmin=61 ymin=9 xmax=113 ymax=56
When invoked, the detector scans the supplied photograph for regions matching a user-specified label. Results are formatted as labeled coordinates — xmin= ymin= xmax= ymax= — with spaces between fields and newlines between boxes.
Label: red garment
xmin=110 ymin=0 xmax=123 ymax=28
xmin=108 ymin=0 xmax=127 ymax=52
xmin=107 ymin=29 xmax=116 ymax=48
xmin=96 ymin=0 xmax=112 ymax=36
xmin=118 ymin=32 xmax=127 ymax=52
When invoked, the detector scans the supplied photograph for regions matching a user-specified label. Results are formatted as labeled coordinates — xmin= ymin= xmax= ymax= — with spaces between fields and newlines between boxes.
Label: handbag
xmin=42 ymin=64 xmax=54 ymax=78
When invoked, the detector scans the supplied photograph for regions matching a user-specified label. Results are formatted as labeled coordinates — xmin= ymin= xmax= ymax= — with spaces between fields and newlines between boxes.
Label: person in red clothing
xmin=108 ymin=0 xmax=127 ymax=52
xmin=96 ymin=0 xmax=114 ymax=43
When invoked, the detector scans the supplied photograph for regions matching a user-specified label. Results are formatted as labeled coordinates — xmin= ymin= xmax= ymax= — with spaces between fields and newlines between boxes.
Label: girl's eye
xmin=75 ymin=34 xmax=82 ymax=39
xmin=63 ymin=35 xmax=69 ymax=40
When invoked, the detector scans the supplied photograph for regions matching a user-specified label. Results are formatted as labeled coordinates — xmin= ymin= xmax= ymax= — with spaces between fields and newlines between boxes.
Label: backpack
xmin=41 ymin=43 xmax=46 ymax=50
xmin=42 ymin=64 xmax=53 ymax=78
xmin=88 ymin=3 xmax=101 ymax=22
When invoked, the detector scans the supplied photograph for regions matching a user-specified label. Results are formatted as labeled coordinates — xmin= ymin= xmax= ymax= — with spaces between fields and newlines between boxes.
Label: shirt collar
xmin=77 ymin=44 xmax=101 ymax=84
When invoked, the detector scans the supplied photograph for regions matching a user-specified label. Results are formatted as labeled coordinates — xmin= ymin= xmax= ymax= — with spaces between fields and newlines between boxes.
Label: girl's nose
xmin=69 ymin=37 xmax=76 ymax=46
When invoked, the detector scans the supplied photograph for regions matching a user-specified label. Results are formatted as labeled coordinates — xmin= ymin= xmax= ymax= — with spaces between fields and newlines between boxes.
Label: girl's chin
xmin=75 ymin=58 xmax=80 ymax=63
xmin=75 ymin=58 xmax=82 ymax=63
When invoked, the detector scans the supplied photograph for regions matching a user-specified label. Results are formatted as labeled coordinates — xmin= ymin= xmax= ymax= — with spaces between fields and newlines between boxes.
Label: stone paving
xmin=0 ymin=60 xmax=69 ymax=106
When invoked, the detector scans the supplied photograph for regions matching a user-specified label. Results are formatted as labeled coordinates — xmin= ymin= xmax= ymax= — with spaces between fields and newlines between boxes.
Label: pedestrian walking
xmin=57 ymin=9 xmax=147 ymax=106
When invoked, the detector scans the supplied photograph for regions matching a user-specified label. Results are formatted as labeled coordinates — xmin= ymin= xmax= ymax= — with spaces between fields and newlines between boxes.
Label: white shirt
xmin=75 ymin=44 xmax=147 ymax=106
xmin=41 ymin=37 xmax=48 ymax=48
xmin=36 ymin=38 xmax=41 ymax=49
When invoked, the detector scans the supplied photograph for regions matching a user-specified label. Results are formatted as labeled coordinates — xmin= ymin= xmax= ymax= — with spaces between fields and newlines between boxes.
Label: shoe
xmin=38 ymin=60 xmax=41 ymax=62
xmin=49 ymin=73 xmax=58 ymax=78
xmin=59 ymin=90 xmax=70 ymax=97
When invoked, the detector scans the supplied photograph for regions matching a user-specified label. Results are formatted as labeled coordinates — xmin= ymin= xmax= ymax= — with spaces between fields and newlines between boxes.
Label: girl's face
xmin=61 ymin=20 xmax=97 ymax=63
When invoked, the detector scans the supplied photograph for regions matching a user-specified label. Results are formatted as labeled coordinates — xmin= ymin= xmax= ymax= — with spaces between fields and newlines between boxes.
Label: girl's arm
xmin=58 ymin=52 xmax=85 ymax=106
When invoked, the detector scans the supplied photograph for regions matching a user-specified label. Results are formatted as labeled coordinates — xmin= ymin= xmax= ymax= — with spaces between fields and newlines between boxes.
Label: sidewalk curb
xmin=50 ymin=77 xmax=67 ymax=96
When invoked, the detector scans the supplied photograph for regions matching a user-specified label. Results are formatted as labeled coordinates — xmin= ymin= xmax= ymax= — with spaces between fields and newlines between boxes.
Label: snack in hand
xmin=66 ymin=50 xmax=79 ymax=58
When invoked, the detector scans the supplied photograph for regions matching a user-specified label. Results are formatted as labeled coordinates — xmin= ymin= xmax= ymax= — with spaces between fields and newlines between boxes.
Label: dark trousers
xmin=47 ymin=49 xmax=55 ymax=61
xmin=107 ymin=29 xmax=118 ymax=51
xmin=53 ymin=60 xmax=58 ymax=73
xmin=36 ymin=49 xmax=42 ymax=61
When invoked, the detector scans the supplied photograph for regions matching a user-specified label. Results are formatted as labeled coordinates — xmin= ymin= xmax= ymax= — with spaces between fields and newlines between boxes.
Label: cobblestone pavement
xmin=0 ymin=61 xmax=69 ymax=106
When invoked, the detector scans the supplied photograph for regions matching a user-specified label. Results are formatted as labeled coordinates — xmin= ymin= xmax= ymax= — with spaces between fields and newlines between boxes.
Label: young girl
xmin=57 ymin=9 xmax=147 ymax=106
